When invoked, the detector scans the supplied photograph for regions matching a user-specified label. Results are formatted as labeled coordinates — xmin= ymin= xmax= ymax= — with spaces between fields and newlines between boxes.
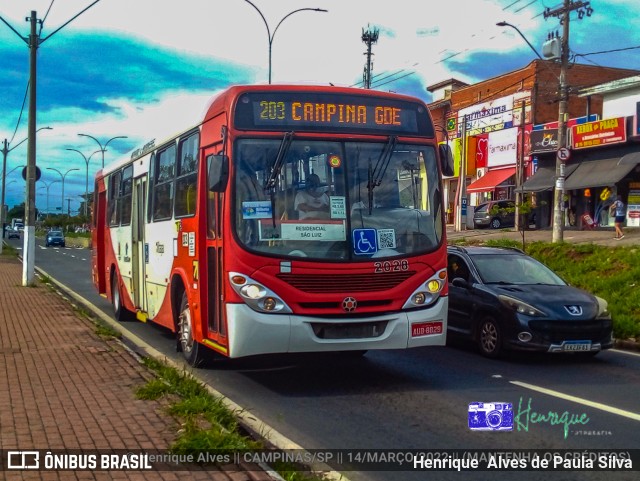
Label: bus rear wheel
xmin=177 ymin=291 xmax=207 ymax=367
xmin=112 ymin=274 xmax=133 ymax=322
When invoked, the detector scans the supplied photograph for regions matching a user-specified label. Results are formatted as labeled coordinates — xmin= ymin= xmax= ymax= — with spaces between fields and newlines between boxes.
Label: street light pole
xmin=46 ymin=167 xmax=79 ymax=217
xmin=243 ymin=0 xmax=328 ymax=84
xmin=38 ymin=179 xmax=58 ymax=217
xmin=77 ymin=134 xmax=127 ymax=169
xmin=66 ymin=148 xmax=101 ymax=218
xmin=496 ymin=21 xmax=544 ymax=59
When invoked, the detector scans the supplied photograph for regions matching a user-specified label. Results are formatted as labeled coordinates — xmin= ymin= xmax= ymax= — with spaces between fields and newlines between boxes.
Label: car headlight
xmin=595 ymin=296 xmax=610 ymax=318
xmin=228 ymin=272 xmax=292 ymax=314
xmin=402 ymin=268 xmax=447 ymax=309
xmin=498 ymin=295 xmax=547 ymax=317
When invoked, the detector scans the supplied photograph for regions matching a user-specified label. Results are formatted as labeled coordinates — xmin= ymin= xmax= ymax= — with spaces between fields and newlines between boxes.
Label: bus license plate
xmin=411 ymin=321 xmax=443 ymax=338
xmin=562 ymin=341 xmax=592 ymax=352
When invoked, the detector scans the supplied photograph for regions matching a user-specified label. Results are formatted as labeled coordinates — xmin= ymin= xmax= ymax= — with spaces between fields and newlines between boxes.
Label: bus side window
xmin=108 ymin=170 xmax=122 ymax=227
xmin=152 ymin=144 xmax=176 ymax=221
xmin=175 ymin=132 xmax=199 ymax=218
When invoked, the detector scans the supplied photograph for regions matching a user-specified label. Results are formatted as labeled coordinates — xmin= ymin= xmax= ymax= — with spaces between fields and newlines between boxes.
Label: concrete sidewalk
xmin=447 ymin=224 xmax=639 ymax=247
xmin=0 ymin=255 xmax=274 ymax=480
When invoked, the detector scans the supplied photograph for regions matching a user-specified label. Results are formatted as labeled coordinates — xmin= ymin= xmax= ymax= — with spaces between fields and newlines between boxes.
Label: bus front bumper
xmin=224 ymin=297 xmax=448 ymax=358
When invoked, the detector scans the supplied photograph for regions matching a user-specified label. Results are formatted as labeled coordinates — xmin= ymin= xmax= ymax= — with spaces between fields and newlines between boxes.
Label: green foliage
xmin=523 ymin=243 xmax=640 ymax=339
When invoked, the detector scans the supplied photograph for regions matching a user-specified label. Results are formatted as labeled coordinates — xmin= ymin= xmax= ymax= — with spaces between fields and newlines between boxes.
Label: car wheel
xmin=111 ymin=274 xmax=133 ymax=322
xmin=478 ymin=316 xmax=502 ymax=358
xmin=177 ymin=291 xmax=208 ymax=367
xmin=490 ymin=218 xmax=502 ymax=229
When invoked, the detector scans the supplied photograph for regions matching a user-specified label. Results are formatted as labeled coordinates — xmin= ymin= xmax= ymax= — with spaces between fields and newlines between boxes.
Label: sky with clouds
xmin=1 ymin=0 xmax=639 ymax=214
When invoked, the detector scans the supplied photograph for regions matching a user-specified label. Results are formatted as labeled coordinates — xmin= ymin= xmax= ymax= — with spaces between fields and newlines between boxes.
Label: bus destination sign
xmin=234 ymin=92 xmax=433 ymax=137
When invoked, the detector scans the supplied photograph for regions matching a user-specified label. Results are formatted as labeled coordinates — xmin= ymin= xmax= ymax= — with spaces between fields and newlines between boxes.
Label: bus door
xmin=204 ymin=146 xmax=227 ymax=348
xmin=131 ymin=175 xmax=147 ymax=311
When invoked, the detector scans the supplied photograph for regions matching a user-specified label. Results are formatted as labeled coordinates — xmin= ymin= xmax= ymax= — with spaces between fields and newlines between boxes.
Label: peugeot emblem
xmin=342 ymin=297 xmax=357 ymax=312
xmin=564 ymin=305 xmax=582 ymax=316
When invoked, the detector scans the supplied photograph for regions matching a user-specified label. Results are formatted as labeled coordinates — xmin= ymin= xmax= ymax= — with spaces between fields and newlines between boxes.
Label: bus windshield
xmin=233 ymin=138 xmax=443 ymax=261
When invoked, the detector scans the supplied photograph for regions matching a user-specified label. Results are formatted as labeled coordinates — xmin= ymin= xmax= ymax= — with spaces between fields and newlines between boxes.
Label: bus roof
xmin=100 ymin=84 xmax=433 ymax=177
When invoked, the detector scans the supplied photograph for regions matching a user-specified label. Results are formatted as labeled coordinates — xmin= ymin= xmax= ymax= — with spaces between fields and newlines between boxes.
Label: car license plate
xmin=561 ymin=341 xmax=592 ymax=352
xmin=411 ymin=321 xmax=443 ymax=338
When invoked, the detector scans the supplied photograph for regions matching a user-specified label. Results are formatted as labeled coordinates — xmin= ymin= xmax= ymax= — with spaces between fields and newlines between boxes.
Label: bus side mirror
xmin=207 ymin=154 xmax=229 ymax=192
xmin=439 ymin=144 xmax=454 ymax=177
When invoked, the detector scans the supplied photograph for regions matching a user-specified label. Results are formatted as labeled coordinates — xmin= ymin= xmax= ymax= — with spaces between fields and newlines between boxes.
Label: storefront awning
xmin=517 ymin=164 xmax=579 ymax=192
xmin=466 ymin=167 xmax=515 ymax=193
xmin=563 ymin=158 xmax=638 ymax=191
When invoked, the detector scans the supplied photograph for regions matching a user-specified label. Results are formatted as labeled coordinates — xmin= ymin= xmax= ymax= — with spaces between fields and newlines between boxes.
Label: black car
xmin=446 ymin=245 xmax=612 ymax=358
xmin=7 ymin=227 xmax=20 ymax=239
xmin=473 ymin=200 xmax=515 ymax=229
xmin=45 ymin=230 xmax=66 ymax=247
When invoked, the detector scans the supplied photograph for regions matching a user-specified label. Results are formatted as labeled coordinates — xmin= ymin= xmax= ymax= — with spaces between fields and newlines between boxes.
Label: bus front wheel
xmin=177 ymin=291 xmax=207 ymax=367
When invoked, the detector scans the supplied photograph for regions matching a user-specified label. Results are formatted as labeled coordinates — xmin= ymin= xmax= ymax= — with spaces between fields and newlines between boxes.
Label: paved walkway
xmin=0 ymin=255 xmax=274 ymax=480
xmin=447 ymin=224 xmax=639 ymax=247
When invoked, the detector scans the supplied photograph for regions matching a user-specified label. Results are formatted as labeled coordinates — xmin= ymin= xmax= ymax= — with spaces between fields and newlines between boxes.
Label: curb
xmin=32 ymin=261 xmax=349 ymax=481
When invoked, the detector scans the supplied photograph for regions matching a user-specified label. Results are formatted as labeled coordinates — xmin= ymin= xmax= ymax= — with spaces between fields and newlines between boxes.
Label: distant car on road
xmin=7 ymin=228 xmax=20 ymax=239
xmin=45 ymin=230 xmax=66 ymax=248
xmin=446 ymin=245 xmax=613 ymax=358
xmin=473 ymin=200 xmax=515 ymax=229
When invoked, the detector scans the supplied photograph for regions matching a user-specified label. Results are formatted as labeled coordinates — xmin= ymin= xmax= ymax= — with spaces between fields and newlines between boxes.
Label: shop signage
xmin=533 ymin=114 xmax=598 ymax=130
xmin=529 ymin=129 xmax=558 ymax=153
xmin=571 ymin=117 xmax=626 ymax=150
xmin=487 ymin=127 xmax=518 ymax=168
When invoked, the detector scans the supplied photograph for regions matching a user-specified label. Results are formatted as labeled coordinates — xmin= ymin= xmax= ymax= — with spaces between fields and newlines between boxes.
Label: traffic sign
xmin=557 ymin=147 xmax=571 ymax=161
xmin=22 ymin=166 xmax=42 ymax=181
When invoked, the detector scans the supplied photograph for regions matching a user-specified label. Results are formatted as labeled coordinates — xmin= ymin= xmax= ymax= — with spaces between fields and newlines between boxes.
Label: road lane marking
xmin=610 ymin=348 xmax=640 ymax=358
xmin=510 ymin=380 xmax=640 ymax=421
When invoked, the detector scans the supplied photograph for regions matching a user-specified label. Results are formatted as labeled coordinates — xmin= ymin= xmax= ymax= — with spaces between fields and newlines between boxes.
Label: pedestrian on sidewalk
xmin=610 ymin=195 xmax=626 ymax=240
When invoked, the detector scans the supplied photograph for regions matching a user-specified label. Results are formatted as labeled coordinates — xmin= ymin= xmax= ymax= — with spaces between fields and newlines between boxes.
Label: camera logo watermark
xmin=7 ymin=451 xmax=40 ymax=469
xmin=468 ymin=402 xmax=513 ymax=431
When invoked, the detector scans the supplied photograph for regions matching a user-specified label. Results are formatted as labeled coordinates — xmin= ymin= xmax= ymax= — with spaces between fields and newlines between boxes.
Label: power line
xmin=8 ymin=81 xmax=29 ymax=146
xmin=574 ymin=45 xmax=640 ymax=57
xmin=39 ymin=0 xmax=56 ymax=36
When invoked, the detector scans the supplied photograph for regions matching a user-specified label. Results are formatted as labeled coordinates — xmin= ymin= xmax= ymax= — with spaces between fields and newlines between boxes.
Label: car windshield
xmin=470 ymin=254 xmax=566 ymax=285
xmin=49 ymin=231 xmax=63 ymax=237
xmin=233 ymin=138 xmax=443 ymax=261
xmin=475 ymin=204 xmax=489 ymax=213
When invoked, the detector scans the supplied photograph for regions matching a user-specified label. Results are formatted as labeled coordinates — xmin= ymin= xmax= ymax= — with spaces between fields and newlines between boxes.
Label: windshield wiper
xmin=367 ymin=135 xmax=397 ymax=215
xmin=263 ymin=132 xmax=294 ymax=228
xmin=264 ymin=131 xmax=294 ymax=191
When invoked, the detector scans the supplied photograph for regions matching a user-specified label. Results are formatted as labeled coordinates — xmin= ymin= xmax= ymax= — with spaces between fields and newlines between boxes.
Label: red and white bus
xmin=92 ymin=85 xmax=454 ymax=366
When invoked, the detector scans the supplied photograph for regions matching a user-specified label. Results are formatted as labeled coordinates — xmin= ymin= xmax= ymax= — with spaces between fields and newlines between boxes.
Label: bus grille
xmin=276 ymin=271 xmax=416 ymax=293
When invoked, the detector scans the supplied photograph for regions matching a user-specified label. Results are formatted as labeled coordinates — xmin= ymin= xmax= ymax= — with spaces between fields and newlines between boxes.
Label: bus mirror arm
xmin=438 ymin=143 xmax=454 ymax=177
xmin=207 ymin=154 xmax=229 ymax=192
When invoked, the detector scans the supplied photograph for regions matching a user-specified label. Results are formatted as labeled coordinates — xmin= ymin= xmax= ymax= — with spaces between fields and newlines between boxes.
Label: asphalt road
xmin=6 ymin=236 xmax=640 ymax=481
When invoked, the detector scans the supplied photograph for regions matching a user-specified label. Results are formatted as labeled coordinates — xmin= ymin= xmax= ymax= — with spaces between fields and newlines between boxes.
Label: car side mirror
xmin=207 ymin=154 xmax=229 ymax=192
xmin=439 ymin=143 xmax=454 ymax=177
xmin=451 ymin=277 xmax=469 ymax=288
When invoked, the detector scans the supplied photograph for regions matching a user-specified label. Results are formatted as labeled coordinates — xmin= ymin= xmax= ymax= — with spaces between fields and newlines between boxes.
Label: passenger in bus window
xmin=294 ymin=174 xmax=330 ymax=220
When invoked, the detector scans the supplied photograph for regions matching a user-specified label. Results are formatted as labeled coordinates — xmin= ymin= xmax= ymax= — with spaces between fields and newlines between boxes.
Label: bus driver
xmin=294 ymin=174 xmax=330 ymax=220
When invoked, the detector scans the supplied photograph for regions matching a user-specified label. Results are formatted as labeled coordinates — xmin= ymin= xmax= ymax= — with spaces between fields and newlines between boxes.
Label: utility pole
xmin=515 ymin=100 xmax=526 ymax=231
xmin=23 ymin=10 xmax=38 ymax=286
xmin=0 ymin=1 xmax=101 ymax=285
xmin=361 ymin=26 xmax=379 ymax=89
xmin=544 ymin=0 xmax=593 ymax=243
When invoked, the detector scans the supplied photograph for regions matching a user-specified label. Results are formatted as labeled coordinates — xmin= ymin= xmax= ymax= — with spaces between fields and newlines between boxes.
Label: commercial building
xmin=427 ymin=60 xmax=639 ymax=227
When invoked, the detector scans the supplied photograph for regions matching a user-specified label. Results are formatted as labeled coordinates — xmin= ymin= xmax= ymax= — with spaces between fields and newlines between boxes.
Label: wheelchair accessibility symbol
xmin=353 ymin=228 xmax=378 ymax=255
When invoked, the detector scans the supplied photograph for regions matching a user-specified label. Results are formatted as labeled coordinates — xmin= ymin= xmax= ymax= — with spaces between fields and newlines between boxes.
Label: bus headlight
xmin=402 ymin=268 xmax=447 ymax=309
xmin=229 ymin=272 xmax=292 ymax=314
